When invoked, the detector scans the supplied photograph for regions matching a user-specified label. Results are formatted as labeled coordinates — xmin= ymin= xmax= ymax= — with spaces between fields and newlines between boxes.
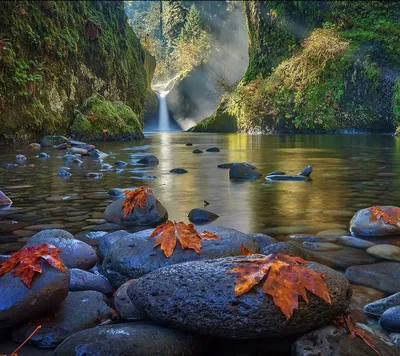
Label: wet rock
xmin=2 ymin=163 xmax=18 ymax=168
xmin=41 ymin=135 xmax=69 ymax=147
xmin=367 ymin=244 xmax=400 ymax=262
xmin=83 ymin=144 xmax=95 ymax=152
xmin=13 ymin=291 xmax=112 ymax=347
xmin=266 ymin=175 xmax=311 ymax=181
xmin=25 ymin=223 xmax=65 ymax=231
xmin=170 ymin=168 xmax=188 ymax=174
xmin=349 ymin=285 xmax=385 ymax=323
xmin=53 ymin=143 xmax=70 ymax=150
xmin=26 ymin=229 xmax=98 ymax=270
xmin=75 ymin=231 xmax=108 ymax=246
xmin=289 ymin=234 xmax=338 ymax=243
xmin=192 ymin=149 xmax=203 ymax=154
xmin=107 ymin=188 xmax=125 ymax=197
xmin=217 ymin=162 xmax=242 ymax=169
xmin=230 ymin=163 xmax=262 ymax=180
xmin=260 ymin=242 xmax=304 ymax=257
xmin=292 ymin=324 xmax=398 ymax=356
xmin=86 ymin=172 xmax=103 ymax=179
xmin=247 ymin=233 xmax=277 ymax=251
xmin=302 ymin=242 xmax=342 ymax=251
xmin=28 ymin=143 xmax=41 ymax=149
xmin=185 ymin=142 xmax=193 ymax=146
xmin=137 ymin=155 xmax=159 ymax=166
xmin=298 ymin=165 xmax=313 ymax=177
xmin=98 ymin=230 xmax=131 ymax=260
xmin=16 ymin=154 xmax=26 ymax=161
xmin=114 ymin=280 xmax=144 ymax=320
xmin=0 ymin=190 xmax=12 ymax=206
xmin=104 ymin=193 xmax=168 ymax=227
xmin=70 ymin=147 xmax=88 ymax=156
xmin=0 ymin=262 xmax=70 ymax=329
xmin=38 ymin=152 xmax=50 ymax=158
xmin=188 ymin=208 xmax=219 ymax=223
xmin=102 ymin=226 xmax=260 ymax=287
xmin=62 ymin=154 xmax=76 ymax=162
xmin=73 ymin=158 xmax=83 ymax=164
xmin=127 ymin=256 xmax=351 ymax=339
xmin=70 ymin=268 xmax=113 ymax=295
xmin=266 ymin=170 xmax=285 ymax=176
xmin=380 ymin=306 xmax=400 ymax=332
xmin=338 ymin=236 xmax=375 ymax=249
xmin=101 ymin=163 xmax=112 ymax=170
xmin=316 ymin=228 xmax=348 ymax=237
xmin=350 ymin=206 xmax=400 ymax=236
xmin=58 ymin=170 xmax=72 ymax=178
xmin=364 ymin=292 xmax=400 ymax=317
xmin=389 ymin=333 xmax=400 ymax=347
xmin=87 ymin=149 xmax=105 ymax=158
xmin=206 ymin=147 xmax=220 ymax=152
xmin=53 ymin=322 xmax=206 ymax=356
xmin=345 ymin=262 xmax=400 ymax=294
xmin=68 ymin=139 xmax=87 ymax=146
xmin=114 ymin=160 xmax=127 ymax=167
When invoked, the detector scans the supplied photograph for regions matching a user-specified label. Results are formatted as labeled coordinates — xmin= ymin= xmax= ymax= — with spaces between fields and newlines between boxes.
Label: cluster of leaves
xmin=122 ymin=186 xmax=153 ymax=218
xmin=227 ymin=254 xmax=331 ymax=320
xmin=150 ymin=220 xmax=220 ymax=257
xmin=0 ymin=243 xmax=64 ymax=288
xmin=368 ymin=206 xmax=400 ymax=227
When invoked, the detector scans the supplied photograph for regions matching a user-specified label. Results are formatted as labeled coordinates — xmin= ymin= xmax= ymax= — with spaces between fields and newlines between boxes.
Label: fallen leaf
xmin=0 ymin=244 xmax=64 ymax=288
xmin=150 ymin=220 xmax=220 ymax=257
xmin=369 ymin=206 xmax=400 ymax=227
xmin=333 ymin=313 xmax=380 ymax=355
xmin=240 ymin=243 xmax=253 ymax=256
xmin=122 ymin=186 xmax=153 ymax=218
xmin=227 ymin=254 xmax=331 ymax=320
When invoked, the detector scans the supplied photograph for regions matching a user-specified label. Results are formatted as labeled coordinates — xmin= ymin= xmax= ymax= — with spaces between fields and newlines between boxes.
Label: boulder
xmin=217 ymin=162 xmax=240 ymax=169
xmin=53 ymin=322 xmax=206 ymax=356
xmin=0 ymin=190 xmax=12 ymax=206
xmin=114 ymin=279 xmax=145 ymax=320
xmin=41 ymin=135 xmax=69 ymax=147
xmin=170 ymin=168 xmax=188 ymax=174
xmin=70 ymin=147 xmax=88 ymax=156
xmin=26 ymin=229 xmax=98 ymax=270
xmin=103 ymin=194 xmax=168 ymax=227
xmin=127 ymin=256 xmax=351 ymax=339
xmin=298 ymin=165 xmax=313 ymax=177
xmin=292 ymin=324 xmax=398 ymax=356
xmin=98 ymin=230 xmax=131 ymax=260
xmin=246 ymin=233 xmax=277 ymax=251
xmin=12 ymin=291 xmax=112 ymax=347
xmin=350 ymin=206 xmax=400 ymax=236
xmin=53 ymin=143 xmax=70 ymax=150
xmin=0 ymin=262 xmax=70 ymax=329
xmin=137 ymin=155 xmax=159 ymax=166
xmin=188 ymin=208 xmax=219 ymax=223
xmin=345 ymin=262 xmax=400 ymax=294
xmin=206 ymin=147 xmax=220 ymax=152
xmin=260 ymin=242 xmax=304 ymax=257
xmin=229 ymin=163 xmax=262 ymax=180
xmin=364 ymin=292 xmax=400 ymax=317
xmin=367 ymin=244 xmax=400 ymax=262
xmin=70 ymin=268 xmax=113 ymax=295
xmin=101 ymin=226 xmax=261 ymax=287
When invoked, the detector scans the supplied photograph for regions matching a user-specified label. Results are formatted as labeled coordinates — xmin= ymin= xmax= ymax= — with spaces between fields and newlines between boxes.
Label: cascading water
xmin=156 ymin=91 xmax=171 ymax=131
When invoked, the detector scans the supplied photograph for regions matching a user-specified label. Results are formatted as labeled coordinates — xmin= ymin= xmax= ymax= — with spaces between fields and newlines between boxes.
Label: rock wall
xmin=0 ymin=1 xmax=154 ymax=144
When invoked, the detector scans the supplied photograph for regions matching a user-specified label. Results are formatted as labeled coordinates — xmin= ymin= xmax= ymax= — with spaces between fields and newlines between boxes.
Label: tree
xmin=179 ymin=4 xmax=201 ymax=43
xmin=163 ymin=1 xmax=188 ymax=50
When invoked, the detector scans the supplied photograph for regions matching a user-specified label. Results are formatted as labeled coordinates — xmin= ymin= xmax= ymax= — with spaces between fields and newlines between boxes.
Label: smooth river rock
xmin=114 ymin=279 xmax=144 ymax=320
xmin=380 ymin=306 xmax=400 ymax=332
xmin=350 ymin=206 xmax=400 ymax=236
xmin=187 ymin=208 xmax=219 ymax=223
xmin=302 ymin=242 xmax=342 ymax=251
xmin=170 ymin=168 xmax=188 ymax=174
xmin=364 ymin=292 xmax=400 ymax=317
xmin=206 ymin=147 xmax=220 ymax=152
xmin=137 ymin=155 xmax=159 ymax=166
xmin=127 ymin=256 xmax=351 ymax=339
xmin=298 ymin=165 xmax=313 ymax=177
xmin=337 ymin=235 xmax=375 ymax=249
xmin=53 ymin=322 xmax=206 ymax=356
xmin=101 ymin=226 xmax=261 ymax=287
xmin=0 ymin=262 xmax=70 ymax=329
xmin=41 ymin=135 xmax=69 ymax=147
xmin=12 ymin=291 xmax=112 ymax=347
xmin=70 ymin=268 xmax=113 ymax=295
xmin=0 ymin=190 xmax=12 ymax=206
xmin=103 ymin=193 xmax=168 ymax=226
xmin=266 ymin=174 xmax=311 ymax=181
xmin=367 ymin=244 xmax=400 ymax=262
xmin=229 ymin=163 xmax=262 ymax=180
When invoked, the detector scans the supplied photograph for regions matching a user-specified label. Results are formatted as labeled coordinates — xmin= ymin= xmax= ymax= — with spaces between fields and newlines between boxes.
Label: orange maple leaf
xmin=333 ymin=313 xmax=380 ymax=355
xmin=122 ymin=187 xmax=153 ymax=218
xmin=368 ymin=206 xmax=400 ymax=227
xmin=149 ymin=220 xmax=221 ymax=257
xmin=0 ymin=244 xmax=64 ymax=288
xmin=240 ymin=243 xmax=253 ymax=256
xmin=227 ymin=254 xmax=332 ymax=320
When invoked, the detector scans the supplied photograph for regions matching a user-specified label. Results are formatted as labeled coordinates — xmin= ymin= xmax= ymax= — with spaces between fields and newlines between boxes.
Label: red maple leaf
xmin=240 ymin=243 xmax=254 ymax=256
xmin=369 ymin=206 xmax=400 ymax=227
xmin=0 ymin=244 xmax=64 ymax=288
xmin=122 ymin=186 xmax=153 ymax=218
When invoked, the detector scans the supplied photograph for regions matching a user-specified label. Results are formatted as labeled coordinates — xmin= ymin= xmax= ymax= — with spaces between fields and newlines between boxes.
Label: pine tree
xmin=179 ymin=4 xmax=201 ymax=43
xmin=163 ymin=1 xmax=188 ymax=49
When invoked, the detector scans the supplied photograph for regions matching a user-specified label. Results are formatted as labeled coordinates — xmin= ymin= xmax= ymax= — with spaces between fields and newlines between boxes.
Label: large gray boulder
xmin=53 ymin=322 xmax=206 ymax=356
xmin=102 ymin=226 xmax=261 ymax=288
xmin=127 ymin=256 xmax=351 ymax=339
xmin=103 ymin=194 xmax=168 ymax=226
xmin=12 ymin=291 xmax=112 ymax=347
xmin=0 ymin=262 xmax=70 ymax=329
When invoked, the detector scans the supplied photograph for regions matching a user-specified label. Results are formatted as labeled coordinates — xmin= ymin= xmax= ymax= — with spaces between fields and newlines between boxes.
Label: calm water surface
xmin=1 ymin=132 xmax=400 ymax=253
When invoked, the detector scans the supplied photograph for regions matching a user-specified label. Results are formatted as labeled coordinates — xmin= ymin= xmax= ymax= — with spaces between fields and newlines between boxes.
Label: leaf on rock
xmin=122 ymin=186 xmax=153 ymax=218
xmin=0 ymin=243 xmax=64 ymax=288
xmin=240 ymin=243 xmax=253 ymax=256
xmin=368 ymin=206 xmax=400 ymax=227
xmin=227 ymin=253 xmax=331 ymax=320
xmin=333 ymin=313 xmax=380 ymax=355
xmin=149 ymin=220 xmax=220 ymax=257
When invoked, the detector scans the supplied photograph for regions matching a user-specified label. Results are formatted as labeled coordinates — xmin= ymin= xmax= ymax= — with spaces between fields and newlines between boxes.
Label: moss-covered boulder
xmin=71 ymin=94 xmax=144 ymax=140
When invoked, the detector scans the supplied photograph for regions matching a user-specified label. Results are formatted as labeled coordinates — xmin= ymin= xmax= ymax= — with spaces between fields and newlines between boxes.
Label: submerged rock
xmin=266 ymin=174 xmax=311 ymax=181
xmin=28 ymin=143 xmax=41 ymax=149
xmin=38 ymin=152 xmax=50 ymax=158
xmin=114 ymin=160 xmax=127 ymax=167
xmin=12 ymin=291 xmax=112 ymax=348
xmin=127 ymin=256 xmax=351 ymax=339
xmin=0 ymin=190 xmax=12 ymax=206
xmin=58 ymin=169 xmax=72 ymax=178
xmin=16 ymin=154 xmax=26 ymax=161
xmin=53 ymin=322 xmax=206 ymax=356
xmin=302 ymin=242 xmax=342 ymax=251
xmin=137 ymin=155 xmax=159 ymax=166
xmin=266 ymin=170 xmax=285 ymax=176
xmin=364 ymin=292 xmax=400 ymax=317
xmin=192 ymin=149 xmax=203 ymax=154
xmin=367 ymin=244 xmax=400 ymax=262
xmin=217 ymin=162 xmax=239 ymax=169
xmin=70 ymin=147 xmax=88 ymax=156
xmin=170 ymin=168 xmax=188 ymax=174
xmin=188 ymin=208 xmax=219 ymax=223
xmin=41 ymin=135 xmax=69 ymax=147
xmin=185 ymin=142 xmax=193 ymax=146
xmin=86 ymin=172 xmax=103 ymax=179
xmin=349 ymin=285 xmax=385 ymax=323
xmin=229 ymin=163 xmax=262 ymax=180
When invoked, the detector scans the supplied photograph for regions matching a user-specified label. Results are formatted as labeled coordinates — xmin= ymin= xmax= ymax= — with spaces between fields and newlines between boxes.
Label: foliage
xmin=0 ymin=325 xmax=42 ymax=356
xmin=0 ymin=243 xmax=64 ymax=288
xmin=368 ymin=206 xmax=400 ymax=226
xmin=394 ymin=79 xmax=400 ymax=125
xmin=122 ymin=187 xmax=153 ymax=218
xmin=240 ymin=243 xmax=253 ymax=256
xmin=150 ymin=220 xmax=220 ymax=257
xmin=178 ymin=5 xmax=201 ymax=43
xmin=227 ymin=254 xmax=331 ymax=320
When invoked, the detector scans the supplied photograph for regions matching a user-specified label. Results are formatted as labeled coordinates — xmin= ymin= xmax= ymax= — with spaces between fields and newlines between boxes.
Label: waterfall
xmin=156 ymin=91 xmax=171 ymax=131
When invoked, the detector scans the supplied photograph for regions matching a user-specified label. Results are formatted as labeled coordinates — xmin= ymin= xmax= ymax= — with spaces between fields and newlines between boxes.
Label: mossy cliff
xmin=191 ymin=1 xmax=400 ymax=133
xmin=0 ymin=1 xmax=154 ymax=144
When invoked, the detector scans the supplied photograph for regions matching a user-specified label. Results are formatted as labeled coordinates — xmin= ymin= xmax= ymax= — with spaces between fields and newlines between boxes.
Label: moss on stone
xmin=190 ymin=102 xmax=237 ymax=133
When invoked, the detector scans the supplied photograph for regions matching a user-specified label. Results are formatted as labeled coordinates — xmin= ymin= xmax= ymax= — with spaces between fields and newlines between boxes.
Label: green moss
xmin=394 ymin=79 xmax=400 ymax=126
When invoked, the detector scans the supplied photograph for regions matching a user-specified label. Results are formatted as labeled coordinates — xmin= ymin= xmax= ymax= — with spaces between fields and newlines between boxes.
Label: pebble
xmin=114 ymin=160 xmax=127 ymax=167
xmin=170 ymin=168 xmax=188 ymax=174
xmin=16 ymin=154 xmax=26 ymax=161
xmin=86 ymin=172 xmax=103 ymax=179
xmin=367 ymin=244 xmax=400 ymax=262
xmin=337 ymin=236 xmax=375 ymax=249
xmin=206 ymin=147 xmax=220 ymax=152
xmin=38 ymin=152 xmax=50 ymax=158
xmin=192 ymin=149 xmax=203 ymax=154
xmin=316 ymin=229 xmax=348 ymax=237
xmin=302 ymin=242 xmax=343 ymax=251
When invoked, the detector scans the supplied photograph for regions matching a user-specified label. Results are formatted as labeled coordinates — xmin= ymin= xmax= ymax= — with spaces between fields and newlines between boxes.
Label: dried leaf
xmin=369 ymin=206 xmax=400 ymax=227
xmin=227 ymin=254 xmax=331 ymax=320
xmin=122 ymin=186 xmax=153 ymax=218
xmin=333 ymin=313 xmax=380 ymax=355
xmin=240 ymin=243 xmax=253 ymax=256
xmin=0 ymin=244 xmax=64 ymax=288
xmin=150 ymin=220 xmax=220 ymax=257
